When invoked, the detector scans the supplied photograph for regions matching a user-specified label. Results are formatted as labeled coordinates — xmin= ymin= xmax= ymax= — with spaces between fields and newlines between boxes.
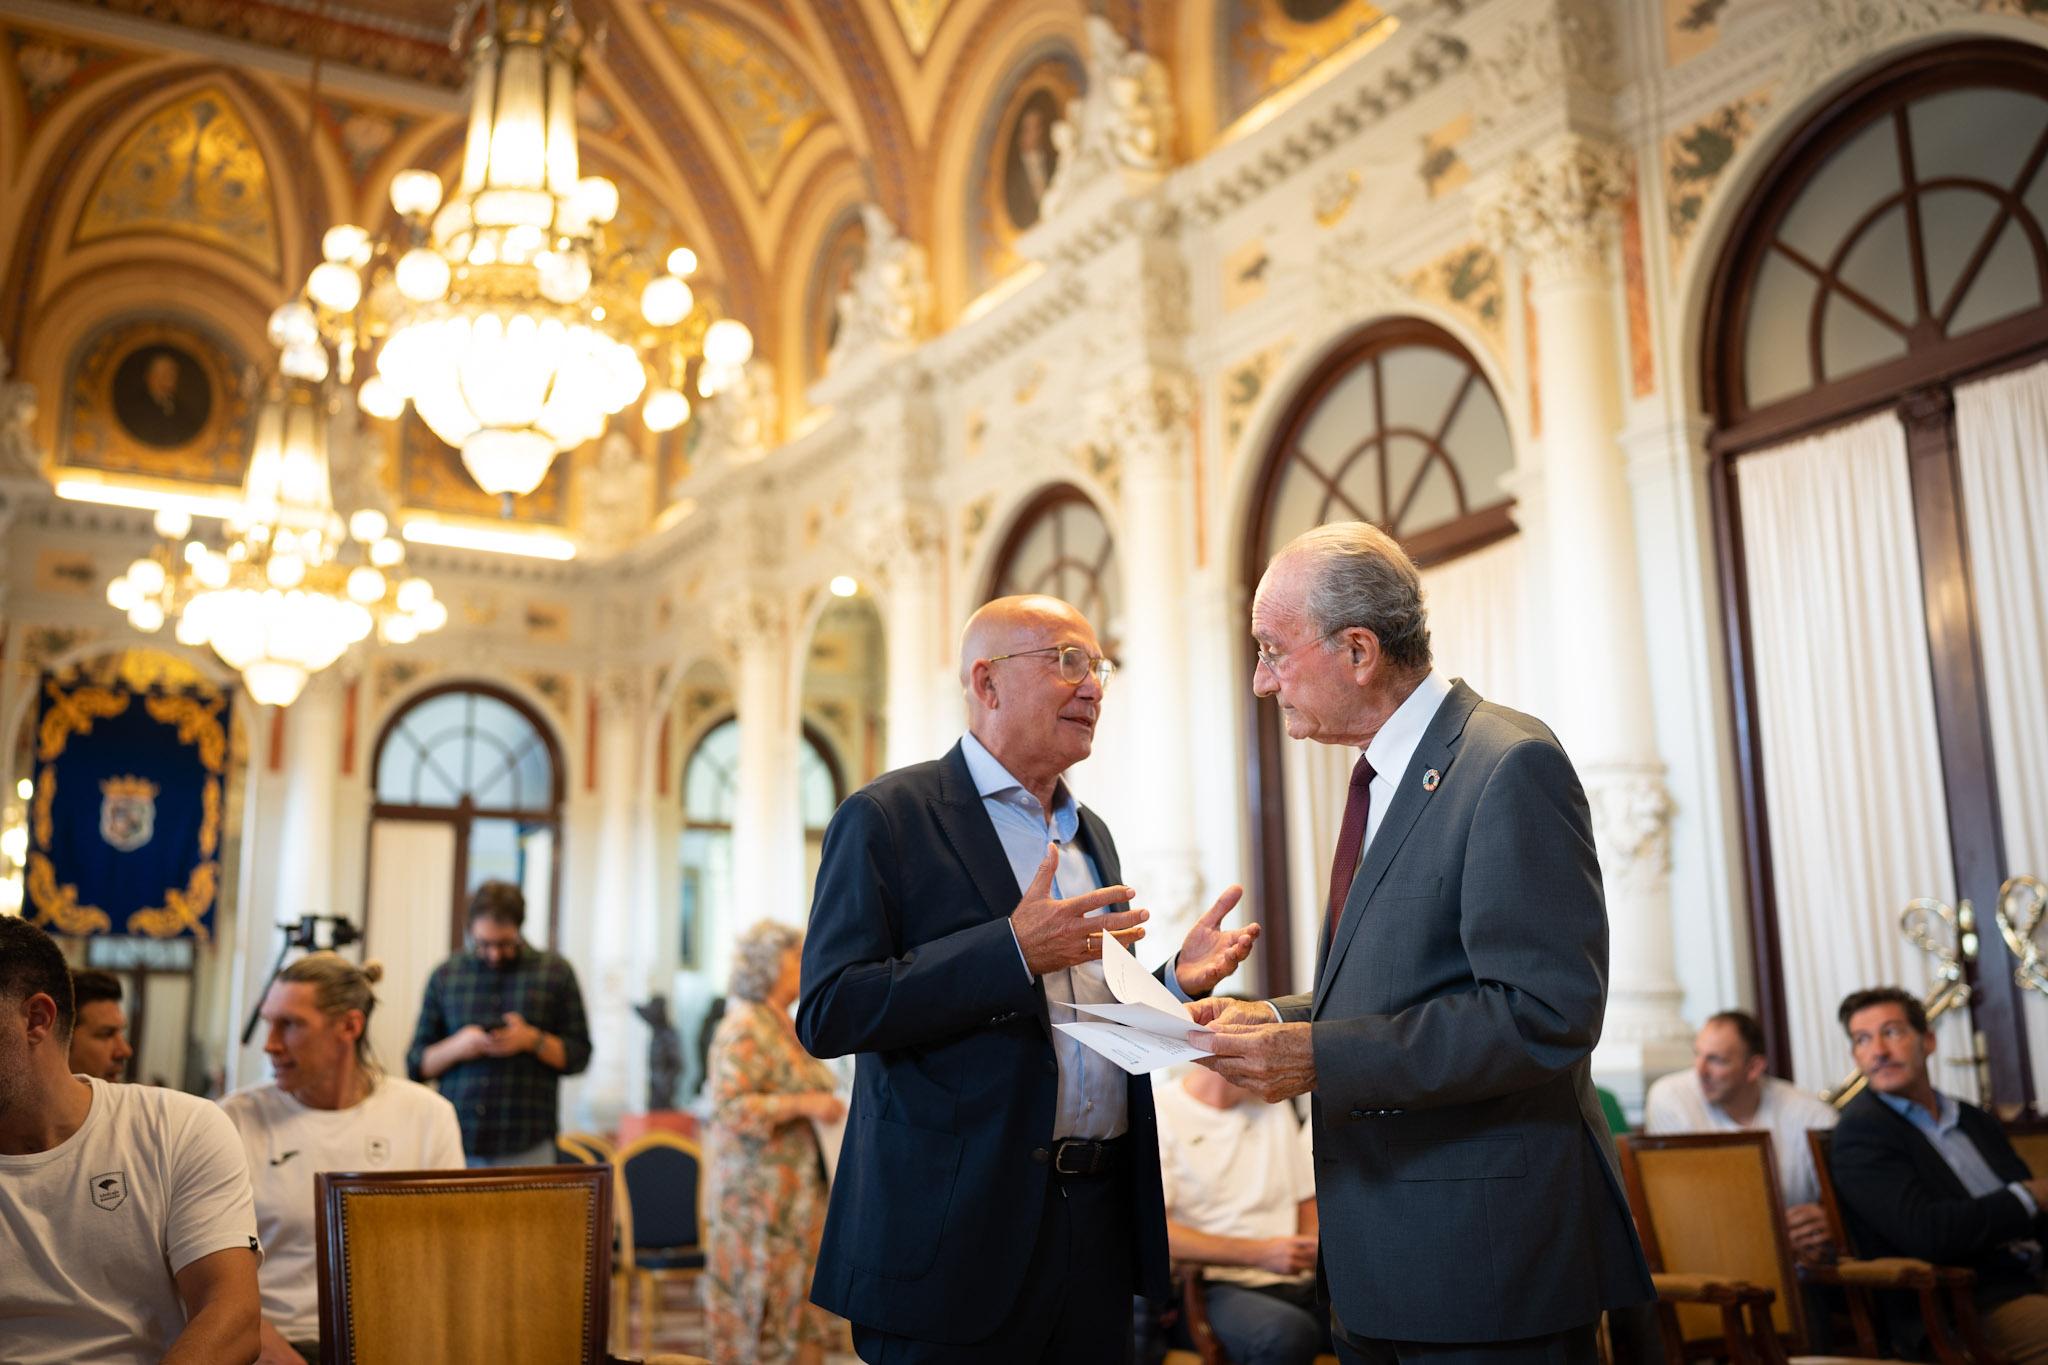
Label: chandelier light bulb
xmin=183 ymin=541 xmax=208 ymax=565
xmin=640 ymin=275 xmax=694 ymax=328
xmin=395 ymin=577 xmax=433 ymax=613
xmin=174 ymin=612 xmax=209 ymax=647
xmin=127 ymin=558 xmax=166 ymax=595
xmin=382 ymin=615 xmax=420 ymax=645
xmin=394 ymin=247 xmax=452 ymax=303
xmin=416 ymin=598 xmax=449 ymax=632
xmin=569 ymin=175 xmax=619 ymax=226
xmin=280 ymin=343 xmax=330 ymax=383
xmin=346 ymin=566 xmax=388 ymax=603
xmin=830 ymin=575 xmax=859 ymax=598
xmin=358 ymin=374 xmax=405 ymax=420
xmin=389 ymin=168 xmax=444 ymax=219
xmin=152 ymin=506 xmax=193 ymax=540
xmin=242 ymin=661 xmax=310 ymax=708
xmin=322 ymin=224 xmax=370 ymax=264
xmin=268 ymin=301 xmax=319 ymax=350
xmin=698 ymin=363 xmax=729 ymax=398
xmin=704 ymin=318 xmax=754 ymax=368
xmin=536 ymin=250 xmax=592 ymax=304
xmin=107 ymin=577 xmax=138 ymax=611
xmin=348 ymin=508 xmax=389 ymax=544
xmin=369 ymin=537 xmax=404 ymax=568
xmin=642 ymin=387 xmax=690 ymax=432
xmin=665 ymin=247 xmax=698 ymax=277
xmin=266 ymin=552 xmax=307 ymax=588
xmin=195 ymin=553 xmax=231 ymax=590
xmin=308 ymin=261 xmax=364 ymax=313
xmin=128 ymin=601 xmax=166 ymax=633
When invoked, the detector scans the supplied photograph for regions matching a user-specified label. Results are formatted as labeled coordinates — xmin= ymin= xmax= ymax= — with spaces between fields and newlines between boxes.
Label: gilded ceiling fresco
xmin=1220 ymin=0 xmax=1393 ymax=128
xmin=8 ymin=27 xmax=135 ymax=134
xmin=888 ymin=0 xmax=953 ymax=57
xmin=62 ymin=317 xmax=255 ymax=486
xmin=76 ymin=87 xmax=280 ymax=276
xmin=652 ymin=2 xmax=826 ymax=195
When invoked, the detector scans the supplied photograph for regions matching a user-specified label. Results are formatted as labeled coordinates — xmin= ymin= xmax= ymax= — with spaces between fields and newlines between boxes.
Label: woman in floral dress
xmin=704 ymin=920 xmax=845 ymax=1364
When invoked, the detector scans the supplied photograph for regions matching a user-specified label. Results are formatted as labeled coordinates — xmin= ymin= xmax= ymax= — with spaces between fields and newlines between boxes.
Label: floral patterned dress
xmin=703 ymin=998 xmax=839 ymax=1363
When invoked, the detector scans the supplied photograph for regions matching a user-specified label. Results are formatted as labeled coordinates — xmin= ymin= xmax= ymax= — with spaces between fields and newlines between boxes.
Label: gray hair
xmin=1280 ymin=522 xmax=1432 ymax=672
xmin=729 ymin=920 xmax=801 ymax=1003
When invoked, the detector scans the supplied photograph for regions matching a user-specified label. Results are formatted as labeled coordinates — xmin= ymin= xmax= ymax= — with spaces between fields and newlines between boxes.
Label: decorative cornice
xmin=927 ymin=270 xmax=1090 ymax=384
xmin=1475 ymin=134 xmax=1633 ymax=284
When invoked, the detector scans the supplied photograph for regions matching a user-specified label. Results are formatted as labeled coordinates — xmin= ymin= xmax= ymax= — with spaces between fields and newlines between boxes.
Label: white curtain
xmin=1955 ymin=358 xmax=2048 ymax=1097
xmin=1738 ymin=412 xmax=1973 ymax=1099
xmin=1279 ymin=534 xmax=1530 ymax=990
xmin=364 ymin=820 xmax=459 ymax=1083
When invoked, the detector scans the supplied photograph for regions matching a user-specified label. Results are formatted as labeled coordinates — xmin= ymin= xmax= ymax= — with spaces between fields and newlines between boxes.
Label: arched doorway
xmin=1703 ymin=40 xmax=2048 ymax=1102
xmin=364 ymin=682 xmax=565 ymax=1076
xmin=1241 ymin=318 xmax=1519 ymax=993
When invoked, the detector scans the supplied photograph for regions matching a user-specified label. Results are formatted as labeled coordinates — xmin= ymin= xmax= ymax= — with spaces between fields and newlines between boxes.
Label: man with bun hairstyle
xmin=222 ymin=952 xmax=464 ymax=1365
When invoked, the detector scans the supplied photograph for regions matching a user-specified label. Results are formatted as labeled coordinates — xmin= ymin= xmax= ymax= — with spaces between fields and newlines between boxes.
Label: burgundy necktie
xmin=1325 ymin=753 xmax=1376 ymax=941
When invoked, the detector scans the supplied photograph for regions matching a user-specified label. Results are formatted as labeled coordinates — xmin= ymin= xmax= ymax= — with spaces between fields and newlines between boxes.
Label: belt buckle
xmin=1054 ymin=1140 xmax=1094 ymax=1176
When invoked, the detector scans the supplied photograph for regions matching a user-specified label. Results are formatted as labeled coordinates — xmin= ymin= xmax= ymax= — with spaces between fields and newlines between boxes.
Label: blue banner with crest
xmin=26 ymin=674 xmax=230 ymax=940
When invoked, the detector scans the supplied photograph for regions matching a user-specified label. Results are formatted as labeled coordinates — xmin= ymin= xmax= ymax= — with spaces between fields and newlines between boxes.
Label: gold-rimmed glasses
xmin=984 ymin=644 xmax=1116 ymax=687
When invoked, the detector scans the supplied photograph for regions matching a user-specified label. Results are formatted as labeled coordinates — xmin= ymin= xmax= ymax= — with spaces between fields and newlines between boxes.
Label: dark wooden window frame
xmin=1240 ymin=317 xmax=1520 ymax=995
xmin=986 ymin=482 xmax=1123 ymax=653
xmin=365 ymin=681 xmax=567 ymax=953
xmin=1702 ymin=39 xmax=2048 ymax=1103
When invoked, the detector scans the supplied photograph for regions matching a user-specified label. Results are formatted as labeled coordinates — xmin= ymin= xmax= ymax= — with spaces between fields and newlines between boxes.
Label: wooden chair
xmin=1999 ymin=1119 xmax=2048 ymax=1178
xmin=559 ymin=1130 xmax=617 ymax=1164
xmin=1807 ymin=1130 xmax=2003 ymax=1365
xmin=315 ymin=1164 xmax=642 ymax=1365
xmin=1618 ymin=1130 xmax=1922 ymax=1365
xmin=1161 ymin=1264 xmax=1339 ymax=1365
xmin=614 ymin=1132 xmax=708 ymax=1354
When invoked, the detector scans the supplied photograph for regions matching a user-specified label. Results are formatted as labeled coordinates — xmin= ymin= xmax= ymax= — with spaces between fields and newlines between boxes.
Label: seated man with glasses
xmin=799 ymin=593 xmax=1263 ymax=1364
xmin=1830 ymin=986 xmax=2048 ymax=1362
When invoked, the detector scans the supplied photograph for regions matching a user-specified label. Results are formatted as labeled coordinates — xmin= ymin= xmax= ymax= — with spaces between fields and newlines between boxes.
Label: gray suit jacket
xmin=1274 ymin=681 xmax=1653 ymax=1341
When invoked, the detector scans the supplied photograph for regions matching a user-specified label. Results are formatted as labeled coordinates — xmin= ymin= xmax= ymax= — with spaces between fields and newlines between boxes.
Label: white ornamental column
xmin=718 ymin=591 xmax=805 ymax=924
xmin=1099 ymin=367 xmax=1206 ymax=939
xmin=276 ymin=674 xmax=344 ymax=924
xmin=580 ymin=668 xmax=645 ymax=1125
xmin=866 ymin=504 xmax=950 ymax=771
xmin=1481 ymin=137 xmax=1691 ymax=1106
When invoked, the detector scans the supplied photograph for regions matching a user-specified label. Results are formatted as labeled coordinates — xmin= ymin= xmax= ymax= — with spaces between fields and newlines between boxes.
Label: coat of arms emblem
xmin=99 ymin=775 xmax=159 ymax=852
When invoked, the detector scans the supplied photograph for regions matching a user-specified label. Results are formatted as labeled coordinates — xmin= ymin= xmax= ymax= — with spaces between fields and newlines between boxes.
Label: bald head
xmin=958 ymin=595 xmax=1106 ymax=802
xmin=959 ymin=595 xmax=1089 ymax=689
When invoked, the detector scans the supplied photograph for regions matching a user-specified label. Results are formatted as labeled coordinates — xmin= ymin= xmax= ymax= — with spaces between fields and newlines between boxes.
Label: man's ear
xmin=1343 ymin=628 xmax=1382 ymax=680
xmin=970 ymin=660 xmax=998 ymax=709
xmin=22 ymin=992 xmax=60 ymax=1046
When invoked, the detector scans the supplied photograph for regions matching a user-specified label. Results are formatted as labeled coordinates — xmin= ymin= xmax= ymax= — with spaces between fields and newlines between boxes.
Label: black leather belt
xmin=1036 ymin=1134 xmax=1127 ymax=1176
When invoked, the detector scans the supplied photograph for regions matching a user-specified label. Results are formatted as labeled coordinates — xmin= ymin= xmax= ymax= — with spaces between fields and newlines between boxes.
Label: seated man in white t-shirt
xmin=222 ymin=952 xmax=464 ymax=1364
xmin=1155 ymin=1063 xmax=1329 ymax=1365
xmin=1644 ymin=1009 xmax=1839 ymax=1260
xmin=0 ymin=915 xmax=260 ymax=1364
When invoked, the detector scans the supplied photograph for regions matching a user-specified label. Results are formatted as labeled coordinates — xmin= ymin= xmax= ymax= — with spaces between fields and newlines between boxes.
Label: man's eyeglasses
xmin=985 ymin=644 xmax=1116 ymax=687
xmin=1254 ymin=627 xmax=1346 ymax=673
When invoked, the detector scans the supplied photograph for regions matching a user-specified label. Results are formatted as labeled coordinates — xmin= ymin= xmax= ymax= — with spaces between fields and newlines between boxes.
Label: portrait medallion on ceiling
xmin=804 ymin=207 xmax=868 ymax=383
xmin=75 ymin=86 xmax=280 ymax=276
xmin=969 ymin=48 xmax=1084 ymax=297
xmin=1219 ymin=0 xmax=1393 ymax=129
xmin=62 ymin=318 xmax=253 ymax=486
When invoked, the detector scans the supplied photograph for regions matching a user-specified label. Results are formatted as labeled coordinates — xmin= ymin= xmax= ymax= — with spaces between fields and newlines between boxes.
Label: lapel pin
xmin=1422 ymin=768 xmax=1441 ymax=792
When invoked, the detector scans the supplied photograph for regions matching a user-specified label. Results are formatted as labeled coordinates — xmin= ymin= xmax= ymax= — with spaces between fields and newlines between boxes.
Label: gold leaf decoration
xmin=32 ymin=765 xmax=55 ymax=848
xmin=77 ymin=87 xmax=279 ymax=273
xmin=127 ymin=861 xmax=217 ymax=942
xmin=653 ymin=5 xmax=825 ymax=194
xmin=198 ymin=777 xmax=222 ymax=859
xmin=26 ymin=852 xmax=113 ymax=936
xmin=144 ymin=692 xmax=228 ymax=773
xmin=888 ymin=0 xmax=951 ymax=56
xmin=37 ymin=680 xmax=128 ymax=762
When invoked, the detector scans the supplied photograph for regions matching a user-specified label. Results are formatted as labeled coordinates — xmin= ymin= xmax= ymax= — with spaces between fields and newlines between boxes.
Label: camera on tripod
xmin=285 ymin=915 xmax=361 ymax=951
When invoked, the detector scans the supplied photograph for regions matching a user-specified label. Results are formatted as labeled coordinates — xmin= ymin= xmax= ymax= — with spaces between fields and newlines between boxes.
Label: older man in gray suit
xmin=1192 ymin=522 xmax=1653 ymax=1365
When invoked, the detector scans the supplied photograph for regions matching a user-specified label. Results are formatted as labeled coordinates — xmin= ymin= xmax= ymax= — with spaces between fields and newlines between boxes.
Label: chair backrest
xmin=2004 ymin=1121 xmax=2048 ymax=1178
xmin=558 ymin=1131 xmax=616 ymax=1164
xmin=615 ymin=1132 xmax=703 ymax=1252
xmin=1806 ymin=1129 xmax=1852 ymax=1254
xmin=1617 ymin=1131 xmax=1807 ymax=1347
xmin=315 ymin=1165 xmax=612 ymax=1365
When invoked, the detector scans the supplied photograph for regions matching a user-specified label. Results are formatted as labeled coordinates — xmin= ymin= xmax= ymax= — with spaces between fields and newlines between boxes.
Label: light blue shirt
xmin=961 ymin=732 xmax=1189 ymax=1141
xmin=1878 ymin=1089 xmax=2040 ymax=1219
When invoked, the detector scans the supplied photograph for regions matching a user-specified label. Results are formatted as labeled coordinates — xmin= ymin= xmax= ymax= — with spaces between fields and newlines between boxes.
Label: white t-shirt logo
xmin=366 ymin=1137 xmax=390 ymax=1166
xmin=91 ymin=1171 xmax=128 ymax=1210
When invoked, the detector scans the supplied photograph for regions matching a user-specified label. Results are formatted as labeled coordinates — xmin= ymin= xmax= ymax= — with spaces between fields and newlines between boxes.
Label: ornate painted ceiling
xmin=0 ymin=0 xmax=1393 ymax=540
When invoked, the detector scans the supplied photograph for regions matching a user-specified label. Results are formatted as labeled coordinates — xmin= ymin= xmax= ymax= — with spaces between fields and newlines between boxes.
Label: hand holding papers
xmin=1053 ymin=930 xmax=1213 ymax=1074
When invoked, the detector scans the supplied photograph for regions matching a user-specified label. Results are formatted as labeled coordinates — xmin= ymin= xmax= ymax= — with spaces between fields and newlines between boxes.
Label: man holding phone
xmin=406 ymin=882 xmax=591 ymax=1167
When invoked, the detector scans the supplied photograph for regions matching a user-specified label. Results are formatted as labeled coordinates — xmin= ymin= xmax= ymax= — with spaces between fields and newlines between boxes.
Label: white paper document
xmin=1051 ymin=931 xmax=1212 ymax=1074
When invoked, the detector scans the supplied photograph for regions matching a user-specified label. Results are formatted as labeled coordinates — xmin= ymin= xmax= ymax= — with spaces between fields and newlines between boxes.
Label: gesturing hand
xmin=1011 ymin=843 xmax=1148 ymax=978
xmin=1174 ymin=885 xmax=1257 ymax=997
xmin=1185 ymin=997 xmax=1276 ymax=1029
xmin=1191 ymin=1021 xmax=1317 ymax=1102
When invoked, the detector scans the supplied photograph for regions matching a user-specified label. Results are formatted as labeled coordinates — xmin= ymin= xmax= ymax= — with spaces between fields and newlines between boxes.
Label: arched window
xmin=986 ymin=485 xmax=1122 ymax=648
xmin=678 ymin=718 xmax=843 ymax=973
xmin=1704 ymin=41 xmax=2048 ymax=1102
xmin=370 ymin=684 xmax=564 ymax=948
xmin=1241 ymin=319 xmax=1518 ymax=994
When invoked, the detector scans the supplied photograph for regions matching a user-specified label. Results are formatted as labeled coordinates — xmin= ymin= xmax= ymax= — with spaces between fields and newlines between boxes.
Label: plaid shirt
xmin=405 ymin=943 xmax=591 ymax=1157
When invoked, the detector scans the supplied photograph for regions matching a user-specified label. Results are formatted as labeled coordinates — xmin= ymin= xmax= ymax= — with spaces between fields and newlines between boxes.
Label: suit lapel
xmin=1075 ymin=807 xmax=1120 ymax=887
xmin=926 ymin=742 xmax=1054 ymax=1041
xmin=1313 ymin=683 xmax=1481 ymax=1017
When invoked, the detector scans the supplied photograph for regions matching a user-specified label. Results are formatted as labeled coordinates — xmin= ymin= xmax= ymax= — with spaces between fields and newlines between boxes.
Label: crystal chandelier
xmin=276 ymin=0 xmax=753 ymax=500
xmin=106 ymin=375 xmax=446 ymax=707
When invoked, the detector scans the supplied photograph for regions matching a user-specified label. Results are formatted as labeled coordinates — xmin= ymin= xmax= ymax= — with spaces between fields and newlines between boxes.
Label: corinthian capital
xmin=711 ymin=590 xmax=789 ymax=663
xmin=1476 ymin=135 xmax=1632 ymax=286
xmin=1089 ymin=365 xmax=1196 ymax=481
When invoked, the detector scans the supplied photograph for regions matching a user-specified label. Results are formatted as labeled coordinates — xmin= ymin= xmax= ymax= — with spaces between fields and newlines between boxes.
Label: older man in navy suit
xmin=1194 ymin=522 xmax=1653 ymax=1365
xmin=799 ymin=593 xmax=1260 ymax=1363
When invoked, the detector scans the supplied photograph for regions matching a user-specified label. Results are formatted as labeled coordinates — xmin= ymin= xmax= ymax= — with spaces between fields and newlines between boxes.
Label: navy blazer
xmin=1831 ymin=1088 xmax=2042 ymax=1338
xmin=796 ymin=742 xmax=1172 ymax=1344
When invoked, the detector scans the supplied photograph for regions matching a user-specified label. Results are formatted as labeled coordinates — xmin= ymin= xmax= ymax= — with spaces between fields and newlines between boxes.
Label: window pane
xmin=1908 ymin=88 xmax=2048 ymax=198
xmin=414 ymin=757 xmax=461 ymax=808
xmin=1821 ymin=293 xmax=1910 ymax=380
xmin=1836 ymin=203 xmax=1916 ymax=327
xmin=511 ymin=738 xmax=553 ymax=811
xmin=1383 ymin=433 xmax=1433 ymax=528
xmin=1377 ymin=345 xmax=1465 ymax=441
xmin=1296 ymin=364 xmax=1376 ymax=474
xmin=1918 ymin=187 xmax=2002 ymax=317
xmin=1950 ymin=218 xmax=2044 ymax=335
xmin=375 ymin=690 xmax=554 ymax=812
xmin=1778 ymin=117 xmax=1901 ymax=264
xmin=799 ymin=738 xmax=838 ymax=828
xmin=684 ymin=720 xmax=738 ymax=823
xmin=1441 ymin=389 xmax=1513 ymax=509
xmin=375 ymin=743 xmax=422 ymax=804
xmin=1745 ymin=249 xmax=1820 ymax=407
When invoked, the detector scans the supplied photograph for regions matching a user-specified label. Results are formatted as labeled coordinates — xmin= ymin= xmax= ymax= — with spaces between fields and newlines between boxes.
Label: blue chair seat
xmin=635 ymin=1246 xmax=705 ymax=1271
